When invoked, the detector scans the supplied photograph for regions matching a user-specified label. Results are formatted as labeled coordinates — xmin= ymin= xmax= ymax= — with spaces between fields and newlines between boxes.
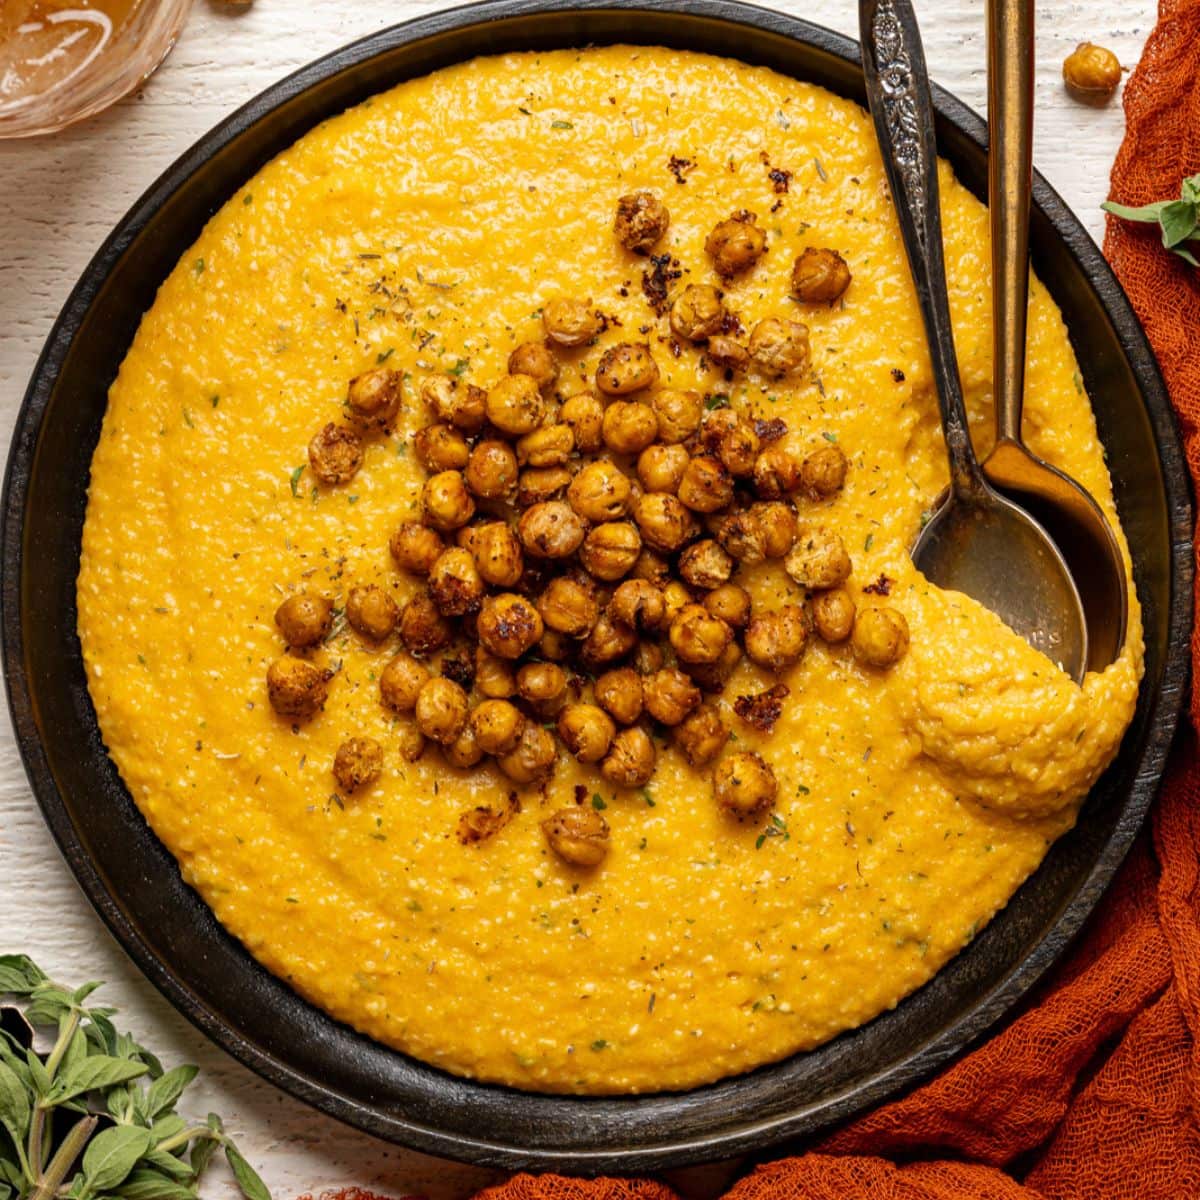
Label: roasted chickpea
xmin=753 ymin=501 xmax=798 ymax=558
xmin=415 ymin=677 xmax=469 ymax=744
xmin=634 ymin=493 xmax=698 ymax=553
xmin=274 ymin=593 xmax=333 ymax=648
xmin=609 ymin=578 xmax=666 ymax=632
xmin=486 ymin=373 xmax=545 ymax=436
xmin=698 ymin=407 xmax=740 ymax=454
xmin=669 ymin=284 xmax=724 ymax=342
xmin=333 ymin=737 xmax=383 ymax=792
xmin=785 ymin=526 xmax=852 ymax=590
xmin=718 ymin=422 xmax=760 ymax=477
xmin=644 ymin=667 xmax=701 ymax=726
xmin=704 ymin=583 xmax=751 ymax=629
xmin=754 ymin=446 xmax=802 ymax=499
xmin=1063 ymin=42 xmax=1122 ymax=100
xmin=614 ymin=189 xmax=670 ymax=253
xmin=467 ymin=521 xmax=521 ymax=589
xmin=662 ymin=579 xmax=691 ymax=625
xmin=705 ymin=211 xmax=766 ymax=278
xmin=517 ymin=661 xmax=568 ymax=717
xmin=749 ymin=318 xmax=811 ymax=378
xmin=543 ymin=298 xmax=602 ymax=348
xmin=470 ymin=699 xmax=525 ymax=755
xmin=679 ymin=539 xmax=734 ymax=589
xmin=672 ymin=704 xmax=729 ymax=767
xmin=800 ymin=444 xmax=848 ymax=499
xmin=346 ymin=367 xmax=401 ymax=430
xmin=345 ymin=584 xmax=399 ymax=641
xmin=579 ymin=521 xmax=642 ymax=581
xmin=422 ymin=375 xmax=487 ymax=432
xmin=637 ymin=443 xmax=689 ymax=494
xmin=477 ymin=593 xmax=544 ymax=659
xmin=580 ymin=612 xmax=638 ymax=669
xmin=390 ymin=522 xmax=444 ymax=575
xmin=682 ymin=640 xmax=742 ymax=692
xmin=559 ymin=391 xmax=605 ymax=454
xmin=714 ymin=751 xmax=777 ymax=820
xmin=601 ymin=400 xmax=659 ymax=454
xmin=519 ymin=501 xmax=586 ymax=559
xmin=595 ymin=343 xmax=658 ymax=396
xmin=423 ymin=470 xmax=476 ymax=531
xmin=497 ymin=721 xmax=557 ymax=784
xmin=413 ymin=423 xmax=469 ymax=472
xmin=744 ymin=604 xmax=808 ymax=672
xmin=716 ymin=508 xmax=767 ymax=564
xmin=557 ymin=704 xmax=616 ymax=763
xmin=707 ymin=335 xmax=749 ymax=374
xmin=508 ymin=342 xmax=558 ymax=395
xmin=538 ymin=574 xmax=600 ymax=638
xmin=537 ymin=627 xmax=573 ymax=662
xmin=475 ymin=646 xmax=517 ymax=698
xmin=392 ymin=725 xmax=424 ymax=766
xmin=399 ymin=593 xmax=453 ymax=657
xmin=650 ymin=389 xmax=703 ymax=444
xmin=852 ymin=605 xmax=910 ymax=668
xmin=630 ymin=547 xmax=671 ymax=587
xmin=463 ymin=441 xmax=516 ymax=503
xmin=601 ymin=726 xmax=656 ymax=789
xmin=518 ymin=465 xmax=574 ymax=507
xmin=812 ymin=588 xmax=856 ymax=644
xmin=308 ymin=423 xmax=363 ymax=485
xmin=379 ymin=652 xmax=430 ymax=713
xmin=670 ymin=604 xmax=732 ymax=666
xmin=426 ymin=547 xmax=485 ymax=617
xmin=444 ymin=723 xmax=485 ymax=769
xmin=517 ymin=423 xmax=574 ymax=469
xmin=678 ymin=456 xmax=734 ymax=514
xmin=266 ymin=656 xmax=331 ymax=719
xmin=568 ymin=459 xmax=633 ymax=522
xmin=632 ymin=640 xmax=665 ymax=676
xmin=542 ymin=806 xmax=610 ymax=867
xmin=791 ymin=247 xmax=852 ymax=304
xmin=595 ymin=667 xmax=644 ymax=725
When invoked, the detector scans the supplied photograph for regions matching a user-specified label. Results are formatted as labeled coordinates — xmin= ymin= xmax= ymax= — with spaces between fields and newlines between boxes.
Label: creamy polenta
xmin=77 ymin=47 xmax=1142 ymax=1093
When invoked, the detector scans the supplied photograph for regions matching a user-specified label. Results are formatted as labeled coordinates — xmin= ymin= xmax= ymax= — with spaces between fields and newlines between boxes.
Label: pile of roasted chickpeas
xmin=267 ymin=190 xmax=910 ymax=868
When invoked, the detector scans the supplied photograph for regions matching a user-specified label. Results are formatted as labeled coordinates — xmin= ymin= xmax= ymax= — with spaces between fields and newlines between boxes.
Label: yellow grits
xmin=77 ymin=47 xmax=1142 ymax=1093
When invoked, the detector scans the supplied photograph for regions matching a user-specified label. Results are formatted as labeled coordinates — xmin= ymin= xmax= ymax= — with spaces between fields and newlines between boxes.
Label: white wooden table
xmin=0 ymin=1 xmax=1149 ymax=1195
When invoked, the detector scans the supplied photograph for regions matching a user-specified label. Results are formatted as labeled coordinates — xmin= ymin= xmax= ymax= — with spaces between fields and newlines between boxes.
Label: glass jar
xmin=0 ymin=0 xmax=193 ymax=139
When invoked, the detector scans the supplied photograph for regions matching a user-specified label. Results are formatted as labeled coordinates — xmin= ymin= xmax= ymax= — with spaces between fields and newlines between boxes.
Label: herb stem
xmin=28 ymin=1114 xmax=97 ymax=1200
xmin=156 ymin=1124 xmax=220 ymax=1155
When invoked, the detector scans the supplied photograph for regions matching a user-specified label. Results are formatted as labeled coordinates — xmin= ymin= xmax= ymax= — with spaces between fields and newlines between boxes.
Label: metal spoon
xmin=981 ymin=0 xmax=1128 ymax=672
xmin=861 ymin=0 xmax=1088 ymax=682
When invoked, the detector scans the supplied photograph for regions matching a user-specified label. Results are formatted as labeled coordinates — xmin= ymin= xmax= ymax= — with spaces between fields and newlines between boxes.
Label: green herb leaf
xmin=188 ymin=1131 xmax=220 ymax=1178
xmin=550 ymin=120 xmax=574 ymax=130
xmin=288 ymin=465 xmax=304 ymax=497
xmin=116 ymin=1169 xmax=200 ymax=1200
xmin=591 ymin=794 xmax=607 ymax=810
xmin=140 ymin=1146 xmax=195 ymax=1180
xmin=1101 ymin=198 xmax=1169 ymax=223
xmin=145 ymin=1065 xmax=198 ymax=1119
xmin=1158 ymin=199 xmax=1198 ymax=248
xmin=0 ymin=955 xmax=46 ymax=995
xmin=225 ymin=1142 xmax=272 ymax=1200
xmin=0 ymin=1060 xmax=30 ymax=1144
xmin=52 ymin=1055 xmax=149 ymax=1103
xmin=82 ymin=1125 xmax=153 ymax=1192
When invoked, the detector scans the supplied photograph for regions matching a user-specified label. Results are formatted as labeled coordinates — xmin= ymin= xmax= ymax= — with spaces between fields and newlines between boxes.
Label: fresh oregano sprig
xmin=0 ymin=955 xmax=271 ymax=1200
xmin=1103 ymin=172 xmax=1200 ymax=266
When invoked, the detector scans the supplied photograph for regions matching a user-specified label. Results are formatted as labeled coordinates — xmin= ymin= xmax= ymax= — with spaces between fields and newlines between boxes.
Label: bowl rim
xmin=2 ymin=0 xmax=1193 ymax=1172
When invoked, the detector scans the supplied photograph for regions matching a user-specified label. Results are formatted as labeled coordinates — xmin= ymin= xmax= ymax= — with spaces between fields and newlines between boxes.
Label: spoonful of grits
xmin=861 ymin=0 xmax=1088 ymax=682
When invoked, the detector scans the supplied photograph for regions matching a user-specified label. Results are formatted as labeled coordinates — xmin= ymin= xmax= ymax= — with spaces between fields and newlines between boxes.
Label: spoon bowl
xmin=983 ymin=440 xmax=1127 ymax=673
xmin=913 ymin=480 xmax=1088 ymax=679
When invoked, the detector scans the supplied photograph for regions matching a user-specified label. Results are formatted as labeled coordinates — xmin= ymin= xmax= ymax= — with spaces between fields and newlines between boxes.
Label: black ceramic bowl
xmin=2 ymin=0 xmax=1192 ymax=1173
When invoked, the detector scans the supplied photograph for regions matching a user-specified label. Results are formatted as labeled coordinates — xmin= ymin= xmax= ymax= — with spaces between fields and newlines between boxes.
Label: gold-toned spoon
xmin=861 ymin=0 xmax=1089 ymax=682
xmin=981 ymin=0 xmax=1128 ymax=673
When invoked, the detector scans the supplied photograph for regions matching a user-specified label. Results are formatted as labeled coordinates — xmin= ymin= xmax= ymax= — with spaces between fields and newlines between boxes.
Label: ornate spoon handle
xmin=860 ymin=0 xmax=984 ymax=500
